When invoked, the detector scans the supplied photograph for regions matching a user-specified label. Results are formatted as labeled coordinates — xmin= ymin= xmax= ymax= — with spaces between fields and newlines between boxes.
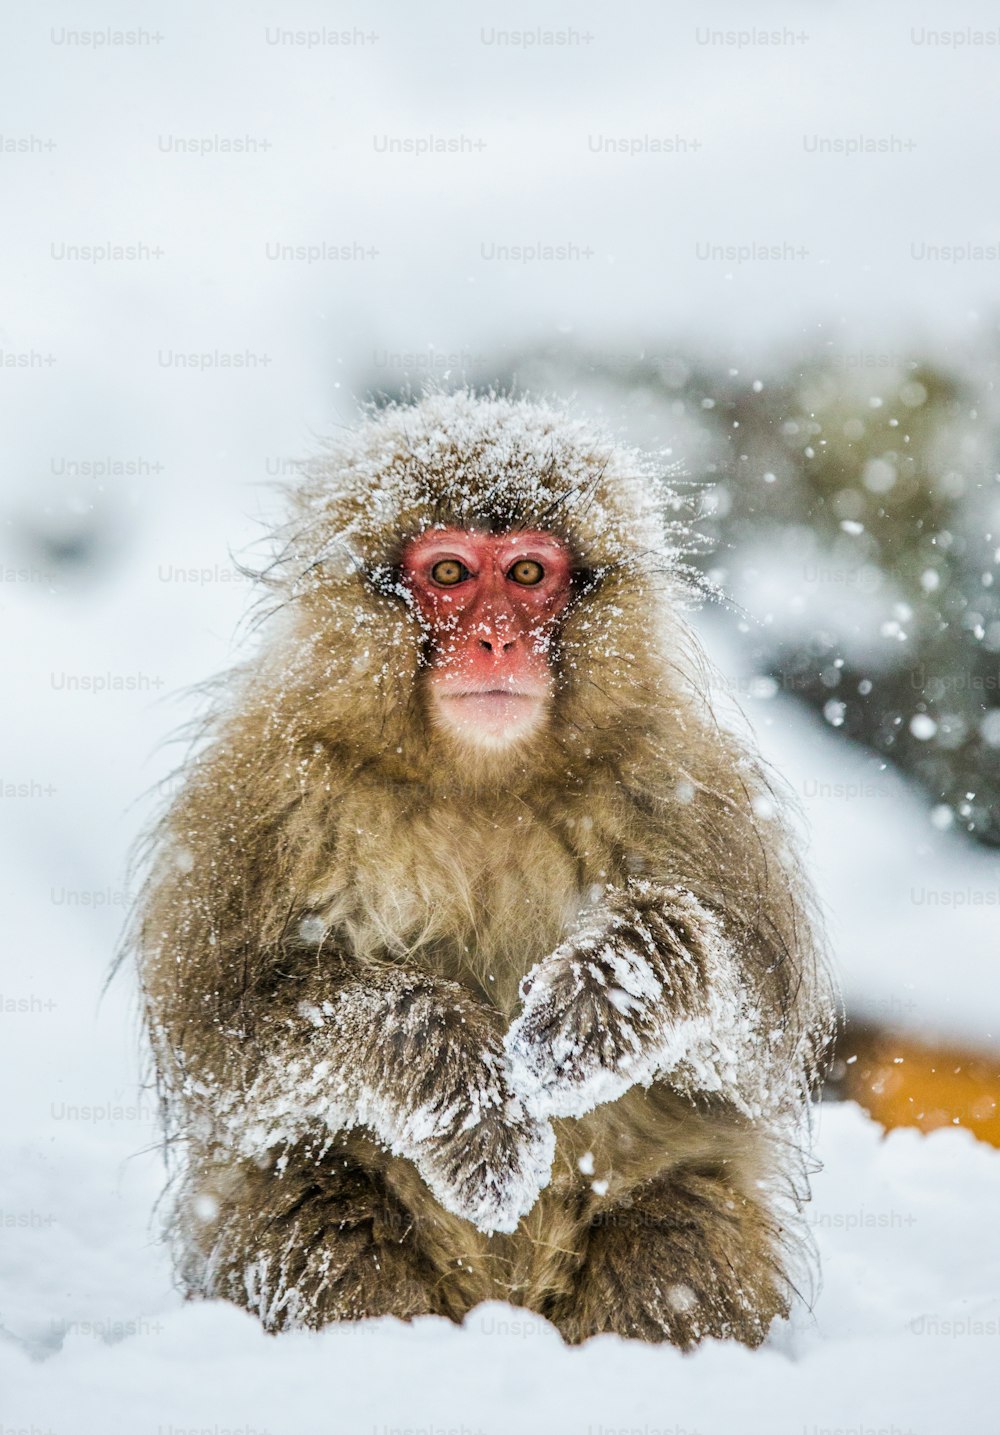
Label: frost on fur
xmin=207 ymin=972 xmax=555 ymax=1236
xmin=505 ymin=882 xmax=790 ymax=1123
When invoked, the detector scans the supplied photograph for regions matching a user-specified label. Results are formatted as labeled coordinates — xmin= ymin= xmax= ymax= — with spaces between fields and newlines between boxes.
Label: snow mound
xmin=1 ymin=1103 xmax=997 ymax=1435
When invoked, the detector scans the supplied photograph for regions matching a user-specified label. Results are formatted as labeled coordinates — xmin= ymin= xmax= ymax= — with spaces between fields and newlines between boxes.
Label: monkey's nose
xmin=479 ymin=638 xmax=516 ymax=653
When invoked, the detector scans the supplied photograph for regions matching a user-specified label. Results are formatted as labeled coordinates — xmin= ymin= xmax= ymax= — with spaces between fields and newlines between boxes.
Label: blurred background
xmin=2 ymin=2 xmax=1000 ymax=1341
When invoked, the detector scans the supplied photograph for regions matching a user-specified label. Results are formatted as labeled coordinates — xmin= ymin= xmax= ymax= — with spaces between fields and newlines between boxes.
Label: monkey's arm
xmin=199 ymin=965 xmax=555 ymax=1236
xmin=504 ymin=882 xmax=783 ymax=1122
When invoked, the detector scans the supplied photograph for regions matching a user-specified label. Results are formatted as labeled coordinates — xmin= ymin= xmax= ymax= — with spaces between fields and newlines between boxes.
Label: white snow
xmin=1 ymin=1097 xmax=998 ymax=1434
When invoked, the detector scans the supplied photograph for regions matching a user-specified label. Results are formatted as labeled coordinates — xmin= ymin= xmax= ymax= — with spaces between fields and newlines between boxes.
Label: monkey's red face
xmin=401 ymin=528 xmax=573 ymax=749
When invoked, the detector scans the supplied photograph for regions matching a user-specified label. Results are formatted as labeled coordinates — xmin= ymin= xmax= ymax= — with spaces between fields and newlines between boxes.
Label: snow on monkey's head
xmin=278 ymin=391 xmax=693 ymax=780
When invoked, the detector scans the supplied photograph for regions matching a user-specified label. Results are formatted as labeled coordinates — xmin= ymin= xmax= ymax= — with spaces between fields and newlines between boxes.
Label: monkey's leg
xmin=176 ymin=1139 xmax=496 ymax=1332
xmin=552 ymin=1165 xmax=790 ymax=1349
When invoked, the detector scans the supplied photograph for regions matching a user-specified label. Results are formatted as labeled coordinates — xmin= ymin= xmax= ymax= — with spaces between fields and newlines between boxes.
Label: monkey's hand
xmin=505 ymin=883 xmax=764 ymax=1121
xmin=388 ymin=1026 xmax=557 ymax=1239
xmin=230 ymin=972 xmax=555 ymax=1236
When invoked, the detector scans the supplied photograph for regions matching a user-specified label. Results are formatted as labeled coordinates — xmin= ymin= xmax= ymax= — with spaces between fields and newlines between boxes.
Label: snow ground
xmin=4 ymin=0 xmax=1000 ymax=1429
xmin=2 ymin=1097 xmax=998 ymax=1435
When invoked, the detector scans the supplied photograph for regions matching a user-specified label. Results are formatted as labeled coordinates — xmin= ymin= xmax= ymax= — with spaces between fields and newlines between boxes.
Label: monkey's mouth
xmin=432 ymin=688 xmax=546 ymax=747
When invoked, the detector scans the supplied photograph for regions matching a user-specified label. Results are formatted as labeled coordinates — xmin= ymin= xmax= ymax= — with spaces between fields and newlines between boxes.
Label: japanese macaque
xmin=134 ymin=391 xmax=836 ymax=1347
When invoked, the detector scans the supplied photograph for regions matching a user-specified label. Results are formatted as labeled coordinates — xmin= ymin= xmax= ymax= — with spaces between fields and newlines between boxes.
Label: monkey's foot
xmin=551 ymin=1168 xmax=789 ymax=1349
xmin=185 ymin=1157 xmax=448 ymax=1331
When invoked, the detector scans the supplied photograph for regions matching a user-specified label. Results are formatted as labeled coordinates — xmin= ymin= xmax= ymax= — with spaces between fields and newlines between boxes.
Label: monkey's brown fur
xmin=134 ymin=392 xmax=836 ymax=1348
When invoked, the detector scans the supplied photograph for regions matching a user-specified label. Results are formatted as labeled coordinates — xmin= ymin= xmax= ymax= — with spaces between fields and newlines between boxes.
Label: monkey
xmin=133 ymin=390 xmax=836 ymax=1348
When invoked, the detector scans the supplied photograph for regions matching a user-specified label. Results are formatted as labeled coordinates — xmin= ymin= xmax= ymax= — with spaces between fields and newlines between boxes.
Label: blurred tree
xmin=697 ymin=357 xmax=1000 ymax=846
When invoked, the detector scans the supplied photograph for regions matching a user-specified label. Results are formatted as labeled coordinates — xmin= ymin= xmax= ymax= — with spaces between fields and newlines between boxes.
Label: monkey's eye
xmin=430 ymin=559 xmax=470 ymax=587
xmin=508 ymin=559 xmax=544 ymax=586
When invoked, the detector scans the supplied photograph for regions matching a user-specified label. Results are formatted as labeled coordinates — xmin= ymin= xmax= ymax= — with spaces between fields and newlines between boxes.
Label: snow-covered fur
xmin=133 ymin=391 xmax=836 ymax=1347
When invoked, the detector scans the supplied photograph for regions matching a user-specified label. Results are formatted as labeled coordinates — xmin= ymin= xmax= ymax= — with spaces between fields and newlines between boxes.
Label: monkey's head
xmin=271 ymin=391 xmax=691 ymax=785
